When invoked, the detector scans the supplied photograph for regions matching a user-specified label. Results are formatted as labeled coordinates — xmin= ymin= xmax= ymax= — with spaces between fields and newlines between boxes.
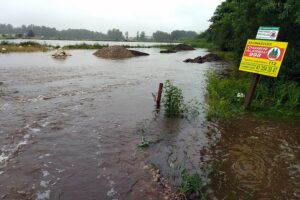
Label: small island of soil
xmin=184 ymin=53 xmax=223 ymax=64
xmin=93 ymin=45 xmax=149 ymax=59
xmin=160 ymin=44 xmax=195 ymax=53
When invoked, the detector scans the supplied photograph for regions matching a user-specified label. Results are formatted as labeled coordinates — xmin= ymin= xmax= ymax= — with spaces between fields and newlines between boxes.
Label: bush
xmin=162 ymin=80 xmax=185 ymax=117
xmin=179 ymin=170 xmax=207 ymax=199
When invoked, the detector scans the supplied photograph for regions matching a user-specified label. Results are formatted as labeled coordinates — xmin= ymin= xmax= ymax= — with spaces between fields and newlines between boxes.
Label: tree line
xmin=201 ymin=0 xmax=300 ymax=81
xmin=0 ymin=24 xmax=197 ymax=42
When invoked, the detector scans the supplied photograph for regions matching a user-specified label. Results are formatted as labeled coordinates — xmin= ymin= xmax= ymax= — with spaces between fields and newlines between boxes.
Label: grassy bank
xmin=0 ymin=41 xmax=53 ymax=53
xmin=63 ymin=43 xmax=177 ymax=50
xmin=63 ymin=43 xmax=108 ymax=49
xmin=182 ymin=38 xmax=299 ymax=121
xmin=206 ymin=72 xmax=300 ymax=121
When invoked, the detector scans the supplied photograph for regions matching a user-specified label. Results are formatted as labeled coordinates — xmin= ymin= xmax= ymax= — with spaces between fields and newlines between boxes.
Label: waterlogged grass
xmin=152 ymin=44 xmax=177 ymax=50
xmin=138 ymin=136 xmax=150 ymax=148
xmin=63 ymin=43 xmax=108 ymax=49
xmin=63 ymin=43 xmax=177 ymax=50
xmin=179 ymin=170 xmax=208 ymax=199
xmin=251 ymin=80 xmax=300 ymax=119
xmin=163 ymin=80 xmax=185 ymax=117
xmin=206 ymin=72 xmax=300 ymax=120
xmin=0 ymin=41 xmax=53 ymax=53
xmin=206 ymin=73 xmax=248 ymax=120
xmin=162 ymin=80 xmax=201 ymax=118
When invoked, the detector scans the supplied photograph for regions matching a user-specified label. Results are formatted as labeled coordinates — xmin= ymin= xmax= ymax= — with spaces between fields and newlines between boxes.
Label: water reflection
xmin=208 ymin=118 xmax=300 ymax=199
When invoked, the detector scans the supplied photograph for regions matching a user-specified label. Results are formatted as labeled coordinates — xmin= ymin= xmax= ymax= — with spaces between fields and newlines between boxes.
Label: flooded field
xmin=0 ymin=48 xmax=299 ymax=200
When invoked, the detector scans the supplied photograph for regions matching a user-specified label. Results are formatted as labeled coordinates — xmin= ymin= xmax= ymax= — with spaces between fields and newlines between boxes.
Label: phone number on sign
xmin=255 ymin=65 xmax=277 ymax=73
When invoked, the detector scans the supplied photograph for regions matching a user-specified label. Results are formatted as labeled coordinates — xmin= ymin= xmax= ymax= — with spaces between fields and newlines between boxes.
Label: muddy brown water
xmin=0 ymin=49 xmax=299 ymax=200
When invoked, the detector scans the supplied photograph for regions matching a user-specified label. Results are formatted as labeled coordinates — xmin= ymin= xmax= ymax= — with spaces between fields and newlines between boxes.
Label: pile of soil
xmin=93 ymin=45 xmax=149 ymax=59
xmin=160 ymin=49 xmax=177 ymax=54
xmin=160 ymin=44 xmax=195 ymax=54
xmin=184 ymin=53 xmax=223 ymax=64
xmin=129 ymin=49 xmax=149 ymax=57
xmin=173 ymin=44 xmax=195 ymax=51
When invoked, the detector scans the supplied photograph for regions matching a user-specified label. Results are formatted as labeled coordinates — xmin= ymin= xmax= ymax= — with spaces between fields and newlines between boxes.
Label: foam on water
xmin=0 ymin=153 xmax=9 ymax=163
xmin=36 ymin=190 xmax=50 ymax=200
xmin=42 ymin=170 xmax=50 ymax=177
xmin=0 ymin=135 xmax=29 ymax=167
xmin=40 ymin=180 xmax=49 ymax=188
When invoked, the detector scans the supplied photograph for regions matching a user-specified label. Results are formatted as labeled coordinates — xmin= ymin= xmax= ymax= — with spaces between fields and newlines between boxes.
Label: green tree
xmin=27 ymin=30 xmax=35 ymax=37
xmin=140 ymin=31 xmax=146 ymax=41
xmin=107 ymin=28 xmax=124 ymax=41
xmin=152 ymin=31 xmax=171 ymax=42
xmin=171 ymin=30 xmax=197 ymax=41
xmin=205 ymin=0 xmax=300 ymax=81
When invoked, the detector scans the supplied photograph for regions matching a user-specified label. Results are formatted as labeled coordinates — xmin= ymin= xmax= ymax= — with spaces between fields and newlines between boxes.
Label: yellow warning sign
xmin=239 ymin=39 xmax=288 ymax=77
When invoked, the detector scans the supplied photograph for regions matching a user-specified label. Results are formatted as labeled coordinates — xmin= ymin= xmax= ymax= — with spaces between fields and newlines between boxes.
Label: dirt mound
xmin=93 ymin=45 xmax=149 ymax=59
xmin=202 ymin=53 xmax=223 ymax=62
xmin=160 ymin=44 xmax=195 ymax=54
xmin=160 ymin=49 xmax=177 ymax=53
xmin=129 ymin=49 xmax=149 ymax=57
xmin=184 ymin=53 xmax=223 ymax=64
xmin=173 ymin=44 xmax=195 ymax=51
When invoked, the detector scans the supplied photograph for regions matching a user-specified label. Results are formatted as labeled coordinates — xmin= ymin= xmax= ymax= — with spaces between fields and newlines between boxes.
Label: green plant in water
xmin=162 ymin=80 xmax=185 ymax=117
xmin=138 ymin=136 xmax=150 ymax=148
xmin=179 ymin=170 xmax=207 ymax=199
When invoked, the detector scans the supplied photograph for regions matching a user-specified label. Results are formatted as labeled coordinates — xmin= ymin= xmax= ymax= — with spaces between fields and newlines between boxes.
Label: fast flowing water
xmin=0 ymin=48 xmax=299 ymax=200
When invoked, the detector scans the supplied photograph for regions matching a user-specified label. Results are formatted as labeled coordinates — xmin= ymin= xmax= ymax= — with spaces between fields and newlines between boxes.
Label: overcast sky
xmin=0 ymin=0 xmax=224 ymax=36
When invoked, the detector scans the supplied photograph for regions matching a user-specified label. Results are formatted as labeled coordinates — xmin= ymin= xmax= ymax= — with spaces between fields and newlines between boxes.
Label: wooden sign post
xmin=239 ymin=27 xmax=288 ymax=109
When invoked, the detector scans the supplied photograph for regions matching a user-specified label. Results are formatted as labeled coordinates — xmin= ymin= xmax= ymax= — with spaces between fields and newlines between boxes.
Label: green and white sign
xmin=256 ymin=26 xmax=280 ymax=40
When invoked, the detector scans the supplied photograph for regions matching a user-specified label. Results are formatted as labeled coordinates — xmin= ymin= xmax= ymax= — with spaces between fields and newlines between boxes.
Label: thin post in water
xmin=156 ymin=83 xmax=163 ymax=109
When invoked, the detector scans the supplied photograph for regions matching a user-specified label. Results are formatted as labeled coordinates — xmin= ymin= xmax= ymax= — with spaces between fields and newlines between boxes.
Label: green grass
xmin=161 ymin=80 xmax=201 ymax=118
xmin=162 ymin=80 xmax=185 ymax=117
xmin=138 ymin=136 xmax=150 ymax=148
xmin=0 ymin=41 xmax=52 ymax=52
xmin=179 ymin=170 xmax=207 ymax=199
xmin=206 ymin=72 xmax=248 ymax=120
xmin=63 ymin=43 xmax=108 ymax=49
xmin=63 ymin=43 xmax=177 ymax=50
xmin=206 ymin=72 xmax=300 ymax=121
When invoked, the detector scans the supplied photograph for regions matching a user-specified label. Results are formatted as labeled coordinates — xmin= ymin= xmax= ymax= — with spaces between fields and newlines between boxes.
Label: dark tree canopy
xmin=106 ymin=28 xmax=124 ymax=41
xmin=204 ymin=0 xmax=300 ymax=81
xmin=0 ymin=24 xmax=197 ymax=42
xmin=26 ymin=30 xmax=35 ymax=37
